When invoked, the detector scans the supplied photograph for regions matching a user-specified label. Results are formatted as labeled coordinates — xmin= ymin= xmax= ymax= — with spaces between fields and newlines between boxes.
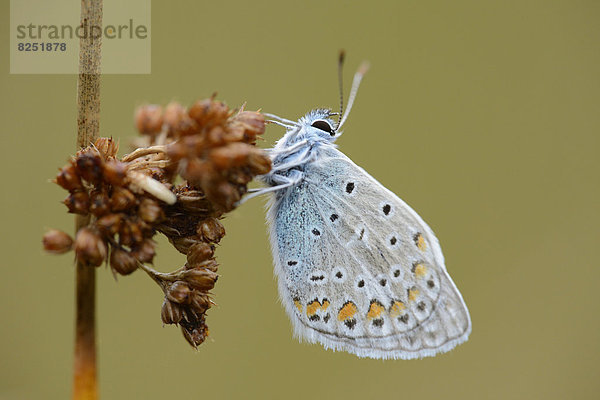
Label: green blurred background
xmin=1 ymin=1 xmax=599 ymax=399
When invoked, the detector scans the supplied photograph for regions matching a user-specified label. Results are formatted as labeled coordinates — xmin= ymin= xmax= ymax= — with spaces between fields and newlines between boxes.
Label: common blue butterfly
xmin=249 ymin=55 xmax=471 ymax=359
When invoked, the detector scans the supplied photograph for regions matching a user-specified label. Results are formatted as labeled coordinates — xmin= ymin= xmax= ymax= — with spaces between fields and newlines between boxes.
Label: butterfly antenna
xmin=335 ymin=50 xmax=346 ymax=131
xmin=337 ymin=60 xmax=370 ymax=130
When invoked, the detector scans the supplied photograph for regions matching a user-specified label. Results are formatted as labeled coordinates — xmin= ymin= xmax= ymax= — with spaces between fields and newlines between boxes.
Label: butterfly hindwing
xmin=267 ymin=146 xmax=471 ymax=359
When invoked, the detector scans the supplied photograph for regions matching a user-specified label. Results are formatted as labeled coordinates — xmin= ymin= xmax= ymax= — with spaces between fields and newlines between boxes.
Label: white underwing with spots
xmin=249 ymin=60 xmax=471 ymax=360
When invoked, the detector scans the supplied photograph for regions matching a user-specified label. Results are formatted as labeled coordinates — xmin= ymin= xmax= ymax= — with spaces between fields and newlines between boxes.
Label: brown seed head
xmin=131 ymin=239 xmax=156 ymax=264
xmin=247 ymin=148 xmax=272 ymax=175
xmin=186 ymin=242 xmax=214 ymax=267
xmin=135 ymin=104 xmax=164 ymax=135
xmin=96 ymin=213 xmax=123 ymax=236
xmin=55 ymin=163 xmax=83 ymax=191
xmin=138 ymin=198 xmax=163 ymax=223
xmin=198 ymin=218 xmax=225 ymax=243
xmin=74 ymin=227 xmax=107 ymax=267
xmin=63 ymin=191 xmax=90 ymax=215
xmin=206 ymin=126 xmax=228 ymax=146
xmin=103 ymin=160 xmax=128 ymax=186
xmin=75 ymin=150 xmax=104 ymax=185
xmin=231 ymin=110 xmax=266 ymax=142
xmin=110 ymin=248 xmax=139 ymax=275
xmin=167 ymin=281 xmax=191 ymax=304
xmin=209 ymin=142 xmax=254 ymax=169
xmin=164 ymin=102 xmax=197 ymax=136
xmin=188 ymin=98 xmax=230 ymax=128
xmin=183 ymin=158 xmax=211 ymax=183
xmin=127 ymin=220 xmax=144 ymax=245
xmin=43 ymin=229 xmax=74 ymax=254
xmin=189 ymin=291 xmax=211 ymax=314
xmin=161 ymin=298 xmax=182 ymax=325
xmin=109 ymin=187 xmax=137 ymax=211
xmin=180 ymin=323 xmax=208 ymax=349
xmin=89 ymin=190 xmax=110 ymax=217
xmin=168 ymin=236 xmax=199 ymax=255
xmin=95 ymin=137 xmax=119 ymax=159
xmin=182 ymin=268 xmax=218 ymax=291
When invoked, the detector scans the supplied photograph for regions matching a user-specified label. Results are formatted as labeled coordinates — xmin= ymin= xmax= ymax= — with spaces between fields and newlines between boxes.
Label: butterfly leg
xmin=270 ymin=147 xmax=312 ymax=173
xmin=238 ymin=170 xmax=303 ymax=205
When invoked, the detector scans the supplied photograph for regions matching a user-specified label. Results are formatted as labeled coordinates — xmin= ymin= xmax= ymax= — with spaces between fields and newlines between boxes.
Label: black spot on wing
xmin=344 ymin=319 xmax=357 ymax=329
xmin=345 ymin=182 xmax=355 ymax=194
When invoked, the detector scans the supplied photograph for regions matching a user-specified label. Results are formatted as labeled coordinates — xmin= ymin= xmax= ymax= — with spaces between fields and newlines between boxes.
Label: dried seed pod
xmin=182 ymin=268 xmax=218 ymax=291
xmin=206 ymin=180 xmax=242 ymax=212
xmin=55 ymin=163 xmax=83 ymax=191
xmin=74 ymin=227 xmax=107 ymax=267
xmin=188 ymin=98 xmax=230 ymax=128
xmin=183 ymin=158 xmax=211 ymax=183
xmin=206 ymin=126 xmax=228 ymax=146
xmin=180 ymin=323 xmax=208 ymax=348
xmin=89 ymin=189 xmax=110 ymax=217
xmin=186 ymin=243 xmax=214 ymax=267
xmin=167 ymin=281 xmax=191 ymax=304
xmin=128 ymin=220 xmax=144 ymax=245
xmin=165 ymin=141 xmax=189 ymax=162
xmin=138 ymin=198 xmax=163 ymax=223
xmin=198 ymin=218 xmax=225 ymax=243
xmin=164 ymin=102 xmax=197 ymax=136
xmin=161 ymin=298 xmax=182 ymax=325
xmin=118 ymin=222 xmax=133 ymax=247
xmin=96 ymin=213 xmax=123 ymax=236
xmin=110 ymin=187 xmax=137 ymax=211
xmin=247 ymin=149 xmax=272 ymax=175
xmin=75 ymin=150 xmax=104 ymax=185
xmin=229 ymin=169 xmax=254 ymax=185
xmin=169 ymin=236 xmax=199 ymax=255
xmin=42 ymin=229 xmax=74 ymax=254
xmin=103 ymin=160 xmax=127 ymax=186
xmin=209 ymin=142 xmax=253 ymax=169
xmin=131 ymin=239 xmax=156 ymax=264
xmin=63 ymin=191 xmax=90 ymax=214
xmin=135 ymin=104 xmax=164 ymax=134
xmin=189 ymin=291 xmax=211 ymax=314
xmin=110 ymin=248 xmax=139 ymax=275
xmin=230 ymin=110 xmax=265 ymax=142
xmin=95 ymin=137 xmax=119 ymax=159
xmin=200 ymin=259 xmax=219 ymax=273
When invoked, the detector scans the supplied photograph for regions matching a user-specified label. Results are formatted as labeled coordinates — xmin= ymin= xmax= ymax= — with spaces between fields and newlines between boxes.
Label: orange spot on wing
xmin=414 ymin=263 xmax=427 ymax=278
xmin=390 ymin=301 xmax=406 ymax=317
xmin=306 ymin=301 xmax=319 ymax=316
xmin=306 ymin=299 xmax=330 ymax=316
xmin=294 ymin=299 xmax=302 ymax=313
xmin=414 ymin=233 xmax=427 ymax=251
xmin=337 ymin=301 xmax=357 ymax=321
xmin=408 ymin=288 xmax=420 ymax=302
xmin=367 ymin=301 xmax=385 ymax=319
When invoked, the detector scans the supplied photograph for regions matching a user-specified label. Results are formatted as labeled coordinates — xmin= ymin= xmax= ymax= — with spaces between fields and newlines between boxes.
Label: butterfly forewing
xmin=268 ymin=146 xmax=471 ymax=359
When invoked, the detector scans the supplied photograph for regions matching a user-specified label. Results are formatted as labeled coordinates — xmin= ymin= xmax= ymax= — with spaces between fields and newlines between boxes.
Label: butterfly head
xmin=300 ymin=108 xmax=341 ymax=142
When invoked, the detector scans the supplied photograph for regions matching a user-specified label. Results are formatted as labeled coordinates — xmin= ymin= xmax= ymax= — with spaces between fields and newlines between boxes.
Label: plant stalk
xmin=73 ymin=1 xmax=102 ymax=399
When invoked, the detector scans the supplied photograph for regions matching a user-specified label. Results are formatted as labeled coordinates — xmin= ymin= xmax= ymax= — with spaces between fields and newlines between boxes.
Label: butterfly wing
xmin=266 ymin=146 xmax=471 ymax=360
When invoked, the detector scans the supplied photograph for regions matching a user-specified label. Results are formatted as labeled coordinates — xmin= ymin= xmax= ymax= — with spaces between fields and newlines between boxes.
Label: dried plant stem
xmin=138 ymin=263 xmax=187 ymax=285
xmin=74 ymin=1 xmax=102 ymax=400
xmin=121 ymin=145 xmax=167 ymax=162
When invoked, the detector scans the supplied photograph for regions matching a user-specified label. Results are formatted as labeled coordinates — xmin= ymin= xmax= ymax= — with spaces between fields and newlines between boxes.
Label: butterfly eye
xmin=311 ymin=120 xmax=335 ymax=136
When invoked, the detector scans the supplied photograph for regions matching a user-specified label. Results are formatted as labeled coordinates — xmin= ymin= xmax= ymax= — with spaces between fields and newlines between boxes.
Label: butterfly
xmin=248 ymin=55 xmax=471 ymax=359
